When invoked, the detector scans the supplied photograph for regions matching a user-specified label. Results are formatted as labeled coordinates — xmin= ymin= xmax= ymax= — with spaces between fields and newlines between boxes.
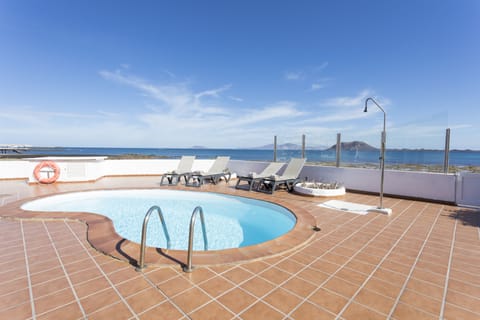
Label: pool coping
xmin=0 ymin=186 xmax=317 ymax=268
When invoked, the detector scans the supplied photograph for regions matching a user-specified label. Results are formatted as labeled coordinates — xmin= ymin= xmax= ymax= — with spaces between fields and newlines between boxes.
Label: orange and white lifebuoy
xmin=34 ymin=161 xmax=61 ymax=184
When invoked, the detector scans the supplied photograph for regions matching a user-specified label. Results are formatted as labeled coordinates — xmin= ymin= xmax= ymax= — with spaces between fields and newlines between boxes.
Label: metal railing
xmin=136 ymin=205 xmax=171 ymax=271
xmin=183 ymin=206 xmax=208 ymax=273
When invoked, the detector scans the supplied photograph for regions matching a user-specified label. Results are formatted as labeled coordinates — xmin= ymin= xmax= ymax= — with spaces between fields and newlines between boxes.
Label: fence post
xmin=273 ymin=135 xmax=277 ymax=162
xmin=336 ymin=133 xmax=341 ymax=167
xmin=302 ymin=134 xmax=306 ymax=159
xmin=444 ymin=128 xmax=450 ymax=174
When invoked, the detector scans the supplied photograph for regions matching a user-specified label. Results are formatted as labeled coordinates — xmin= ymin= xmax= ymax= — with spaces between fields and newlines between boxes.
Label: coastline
xmin=2 ymin=153 xmax=479 ymax=173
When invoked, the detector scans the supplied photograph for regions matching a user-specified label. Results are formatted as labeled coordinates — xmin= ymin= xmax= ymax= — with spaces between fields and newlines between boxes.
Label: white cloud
xmin=322 ymin=89 xmax=373 ymax=107
xmin=194 ymin=84 xmax=232 ymax=100
xmin=228 ymin=96 xmax=243 ymax=102
xmin=311 ymin=83 xmax=325 ymax=91
xmin=284 ymin=71 xmax=304 ymax=80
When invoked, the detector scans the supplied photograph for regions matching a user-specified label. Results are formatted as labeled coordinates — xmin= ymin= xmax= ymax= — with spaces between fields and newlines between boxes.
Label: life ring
xmin=34 ymin=161 xmax=61 ymax=184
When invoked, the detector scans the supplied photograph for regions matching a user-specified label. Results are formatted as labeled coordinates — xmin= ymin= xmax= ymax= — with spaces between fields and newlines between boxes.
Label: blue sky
xmin=1 ymin=0 xmax=479 ymax=149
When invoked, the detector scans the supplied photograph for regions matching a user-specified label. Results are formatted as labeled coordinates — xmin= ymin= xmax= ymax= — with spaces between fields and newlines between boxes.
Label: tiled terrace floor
xmin=0 ymin=176 xmax=479 ymax=319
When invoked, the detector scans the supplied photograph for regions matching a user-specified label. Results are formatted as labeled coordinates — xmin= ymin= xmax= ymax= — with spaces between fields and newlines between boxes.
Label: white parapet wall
xmin=299 ymin=165 xmax=457 ymax=203
xmin=456 ymin=172 xmax=480 ymax=207
xmin=1 ymin=158 xmax=479 ymax=206
xmin=228 ymin=160 xmax=463 ymax=205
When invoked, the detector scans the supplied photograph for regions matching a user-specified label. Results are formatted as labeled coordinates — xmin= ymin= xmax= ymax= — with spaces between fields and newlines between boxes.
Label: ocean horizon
xmin=8 ymin=146 xmax=480 ymax=168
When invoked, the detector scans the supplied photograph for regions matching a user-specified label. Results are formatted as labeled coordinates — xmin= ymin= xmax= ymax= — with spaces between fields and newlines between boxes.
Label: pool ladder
xmin=135 ymin=205 xmax=208 ymax=272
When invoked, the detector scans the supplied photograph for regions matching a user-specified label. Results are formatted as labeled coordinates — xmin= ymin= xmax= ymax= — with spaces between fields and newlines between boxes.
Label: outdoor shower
xmin=364 ymin=97 xmax=392 ymax=215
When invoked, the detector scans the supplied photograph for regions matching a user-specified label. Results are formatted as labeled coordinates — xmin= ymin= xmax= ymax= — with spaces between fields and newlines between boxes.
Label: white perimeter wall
xmin=1 ymin=158 xmax=479 ymax=207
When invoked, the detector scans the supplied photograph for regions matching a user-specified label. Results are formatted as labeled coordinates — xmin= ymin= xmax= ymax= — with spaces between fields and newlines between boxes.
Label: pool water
xmin=21 ymin=190 xmax=296 ymax=250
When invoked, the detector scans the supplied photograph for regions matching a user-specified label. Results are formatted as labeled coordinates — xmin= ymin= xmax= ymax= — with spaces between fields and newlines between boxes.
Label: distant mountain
xmin=327 ymin=141 xmax=378 ymax=151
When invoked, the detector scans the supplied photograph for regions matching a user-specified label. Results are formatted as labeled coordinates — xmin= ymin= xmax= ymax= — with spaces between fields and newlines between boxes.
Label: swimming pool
xmin=21 ymin=190 xmax=296 ymax=250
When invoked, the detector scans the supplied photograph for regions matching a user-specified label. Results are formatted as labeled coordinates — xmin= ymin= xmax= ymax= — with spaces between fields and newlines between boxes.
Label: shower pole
xmin=364 ymin=97 xmax=392 ymax=215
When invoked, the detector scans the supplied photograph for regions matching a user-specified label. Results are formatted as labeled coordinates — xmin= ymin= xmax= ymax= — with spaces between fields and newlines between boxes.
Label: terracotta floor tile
xmin=138 ymin=301 xmax=184 ymax=320
xmin=189 ymin=301 xmax=234 ymax=320
xmin=309 ymin=288 xmax=349 ymax=314
xmin=443 ymin=302 xmax=480 ymax=320
xmin=0 ymin=302 xmax=32 ymax=320
xmin=289 ymin=301 xmax=335 ymax=320
xmin=156 ymin=275 xmax=193 ymax=297
xmin=180 ymin=267 xmax=215 ymax=284
xmin=126 ymin=287 xmax=166 ymax=314
xmin=88 ymin=301 xmax=134 ymax=320
xmin=405 ymin=278 xmax=444 ymax=301
xmin=221 ymin=267 xmax=253 ymax=284
xmin=27 ymin=259 xmax=59 ymax=275
xmin=322 ymin=252 xmax=351 ymax=265
xmin=33 ymin=287 xmax=76 ymax=315
xmin=363 ymin=277 xmax=402 ymax=299
xmin=297 ymin=268 xmax=329 ymax=285
xmin=107 ymin=267 xmax=140 ymax=284
xmin=36 ymin=301 xmax=84 ymax=320
xmin=335 ymin=267 xmax=369 ymax=285
xmin=391 ymin=302 xmax=437 ymax=320
xmin=197 ymin=275 xmax=234 ymax=298
xmin=446 ymin=288 xmax=480 ymax=315
xmin=258 ymin=267 xmax=292 ymax=285
xmin=240 ymin=276 xmax=276 ymax=298
xmin=65 ymin=258 xmax=93 ymax=273
xmin=449 ymin=268 xmax=480 ymax=287
xmin=30 ymin=267 xmax=65 ymax=286
xmin=399 ymin=288 xmax=442 ymax=316
xmin=0 ymin=277 xmax=28 ymax=297
xmin=81 ymin=288 xmax=122 ymax=315
xmin=289 ymin=252 xmax=315 ymax=265
xmin=240 ymin=260 xmax=269 ymax=274
xmin=68 ymin=267 xmax=104 ymax=285
xmin=72 ymin=275 xmax=111 ymax=298
xmin=373 ymin=267 xmax=408 ymax=286
xmin=143 ymin=267 xmax=179 ymax=285
xmin=95 ymin=258 xmax=128 ymax=274
xmin=115 ymin=276 xmax=152 ymax=298
xmin=275 ymin=259 xmax=306 ymax=274
xmin=448 ymin=278 xmax=480 ymax=297
xmin=282 ymin=277 xmax=317 ymax=297
xmin=411 ymin=268 xmax=445 ymax=286
xmin=353 ymin=288 xmax=396 ymax=315
xmin=217 ymin=287 xmax=257 ymax=314
xmin=344 ymin=259 xmax=377 ymax=275
xmin=239 ymin=301 xmax=284 ymax=320
xmin=263 ymin=288 xmax=303 ymax=314
xmin=341 ymin=302 xmax=387 ymax=320
xmin=171 ymin=287 xmax=211 ymax=314
xmin=324 ymin=276 xmax=359 ymax=298
xmin=32 ymin=276 xmax=71 ymax=298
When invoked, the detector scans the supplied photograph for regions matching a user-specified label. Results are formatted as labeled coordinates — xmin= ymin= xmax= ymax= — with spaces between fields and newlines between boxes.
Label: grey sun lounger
xmin=235 ymin=162 xmax=285 ymax=191
xmin=186 ymin=156 xmax=231 ymax=187
xmin=160 ymin=156 xmax=195 ymax=185
xmin=257 ymin=158 xmax=306 ymax=194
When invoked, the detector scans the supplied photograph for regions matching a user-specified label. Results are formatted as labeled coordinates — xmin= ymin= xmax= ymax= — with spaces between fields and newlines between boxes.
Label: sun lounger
xmin=160 ymin=156 xmax=195 ymax=185
xmin=186 ymin=156 xmax=231 ymax=187
xmin=235 ymin=162 xmax=285 ymax=191
xmin=257 ymin=158 xmax=306 ymax=194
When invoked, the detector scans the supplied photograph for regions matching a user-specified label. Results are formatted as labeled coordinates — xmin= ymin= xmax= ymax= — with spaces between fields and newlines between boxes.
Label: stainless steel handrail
xmin=136 ymin=205 xmax=171 ymax=271
xmin=183 ymin=206 xmax=208 ymax=272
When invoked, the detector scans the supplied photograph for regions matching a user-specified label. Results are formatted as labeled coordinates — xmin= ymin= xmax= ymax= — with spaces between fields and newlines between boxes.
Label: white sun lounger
xmin=235 ymin=162 xmax=285 ymax=191
xmin=257 ymin=158 xmax=306 ymax=194
xmin=186 ymin=156 xmax=231 ymax=187
xmin=160 ymin=156 xmax=195 ymax=185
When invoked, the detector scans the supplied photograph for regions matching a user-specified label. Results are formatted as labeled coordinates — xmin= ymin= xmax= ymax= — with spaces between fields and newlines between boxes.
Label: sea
xmin=13 ymin=147 xmax=480 ymax=168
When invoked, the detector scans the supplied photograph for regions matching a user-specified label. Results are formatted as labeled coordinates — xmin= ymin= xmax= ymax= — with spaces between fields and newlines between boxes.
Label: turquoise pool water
xmin=21 ymin=190 xmax=296 ymax=250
